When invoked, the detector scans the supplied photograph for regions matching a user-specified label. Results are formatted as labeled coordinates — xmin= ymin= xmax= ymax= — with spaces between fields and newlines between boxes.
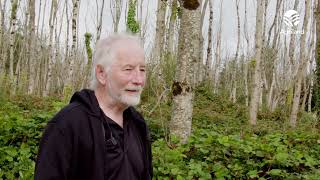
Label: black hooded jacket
xmin=35 ymin=89 xmax=153 ymax=180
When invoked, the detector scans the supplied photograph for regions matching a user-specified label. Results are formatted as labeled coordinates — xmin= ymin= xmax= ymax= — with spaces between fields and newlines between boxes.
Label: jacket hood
xmin=70 ymin=89 xmax=101 ymax=116
xmin=69 ymin=89 xmax=145 ymax=124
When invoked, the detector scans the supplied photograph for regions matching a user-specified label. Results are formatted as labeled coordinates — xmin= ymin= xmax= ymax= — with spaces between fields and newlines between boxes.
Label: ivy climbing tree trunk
xmin=169 ymin=0 xmax=201 ymax=143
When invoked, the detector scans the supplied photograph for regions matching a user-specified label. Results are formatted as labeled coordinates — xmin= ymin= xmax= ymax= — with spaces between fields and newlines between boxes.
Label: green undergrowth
xmin=0 ymin=86 xmax=319 ymax=179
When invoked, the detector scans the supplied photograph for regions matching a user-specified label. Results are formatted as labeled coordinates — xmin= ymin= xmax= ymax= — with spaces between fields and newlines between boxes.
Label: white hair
xmin=89 ymin=33 xmax=142 ymax=90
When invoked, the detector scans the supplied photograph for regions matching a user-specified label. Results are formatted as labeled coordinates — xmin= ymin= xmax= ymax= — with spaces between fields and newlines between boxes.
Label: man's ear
xmin=95 ymin=64 xmax=107 ymax=86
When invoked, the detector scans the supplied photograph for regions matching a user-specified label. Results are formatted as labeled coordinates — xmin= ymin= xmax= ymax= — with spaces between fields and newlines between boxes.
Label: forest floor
xmin=0 ymin=87 xmax=319 ymax=179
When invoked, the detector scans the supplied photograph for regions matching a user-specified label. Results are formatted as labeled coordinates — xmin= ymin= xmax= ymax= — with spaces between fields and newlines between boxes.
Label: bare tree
xmin=7 ymin=0 xmax=19 ymax=94
xmin=170 ymin=0 xmax=201 ymax=143
xmin=213 ymin=0 xmax=223 ymax=93
xmin=205 ymin=0 xmax=213 ymax=81
xmin=230 ymin=0 xmax=240 ymax=103
xmin=27 ymin=0 xmax=36 ymax=94
xmin=66 ymin=0 xmax=80 ymax=89
xmin=44 ymin=0 xmax=58 ymax=96
xmin=111 ymin=0 xmax=122 ymax=33
xmin=290 ymin=0 xmax=311 ymax=127
xmin=96 ymin=0 xmax=105 ymax=42
xmin=0 ymin=0 xmax=5 ymax=75
xmin=153 ymin=0 xmax=166 ymax=64
xmin=166 ymin=0 xmax=178 ymax=55
xmin=243 ymin=0 xmax=249 ymax=106
xmin=249 ymin=0 xmax=265 ymax=125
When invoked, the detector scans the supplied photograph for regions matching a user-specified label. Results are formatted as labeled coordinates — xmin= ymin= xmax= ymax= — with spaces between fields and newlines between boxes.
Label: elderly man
xmin=35 ymin=34 xmax=152 ymax=180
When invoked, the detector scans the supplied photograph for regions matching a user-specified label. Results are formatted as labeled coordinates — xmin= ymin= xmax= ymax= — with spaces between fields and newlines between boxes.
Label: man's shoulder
xmin=49 ymin=102 xmax=90 ymax=127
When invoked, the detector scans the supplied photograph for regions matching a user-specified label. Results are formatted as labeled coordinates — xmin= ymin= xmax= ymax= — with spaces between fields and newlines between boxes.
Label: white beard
xmin=107 ymin=79 xmax=142 ymax=106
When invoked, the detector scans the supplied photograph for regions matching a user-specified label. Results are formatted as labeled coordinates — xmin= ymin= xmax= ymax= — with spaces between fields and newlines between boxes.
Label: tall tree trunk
xmin=0 ymin=0 xmax=5 ymax=75
xmin=111 ymin=0 xmax=122 ymax=33
xmin=205 ymin=0 xmax=213 ymax=82
xmin=290 ymin=0 xmax=310 ymax=127
xmin=8 ymin=0 xmax=19 ymax=87
xmin=196 ymin=0 xmax=209 ymax=85
xmin=230 ymin=0 xmax=240 ymax=103
xmin=170 ymin=1 xmax=201 ymax=143
xmin=153 ymin=0 xmax=166 ymax=95
xmin=244 ymin=0 xmax=249 ymax=106
xmin=66 ymin=0 xmax=80 ymax=89
xmin=213 ymin=0 xmax=223 ymax=93
xmin=44 ymin=0 xmax=58 ymax=96
xmin=167 ymin=0 xmax=178 ymax=55
xmin=27 ymin=0 xmax=36 ymax=94
xmin=314 ymin=0 xmax=320 ymax=114
xmin=249 ymin=0 xmax=264 ymax=125
xmin=154 ymin=0 xmax=166 ymax=64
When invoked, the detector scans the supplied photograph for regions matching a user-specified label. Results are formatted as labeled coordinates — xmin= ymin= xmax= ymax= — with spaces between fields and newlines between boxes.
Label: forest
xmin=0 ymin=0 xmax=320 ymax=179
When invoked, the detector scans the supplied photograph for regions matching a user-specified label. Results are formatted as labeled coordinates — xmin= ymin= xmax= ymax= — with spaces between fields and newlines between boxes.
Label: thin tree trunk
xmin=230 ymin=0 xmax=240 ymax=103
xmin=244 ymin=0 xmax=249 ymax=106
xmin=301 ymin=78 xmax=308 ymax=112
xmin=315 ymin=0 xmax=320 ymax=113
xmin=197 ymin=0 xmax=209 ymax=85
xmin=0 ymin=0 xmax=5 ymax=74
xmin=66 ymin=0 xmax=80 ymax=89
xmin=27 ymin=0 xmax=36 ymax=94
xmin=249 ymin=0 xmax=264 ymax=125
xmin=213 ymin=0 xmax=223 ymax=93
xmin=111 ymin=0 xmax=122 ymax=33
xmin=290 ymin=0 xmax=310 ymax=128
xmin=167 ymin=0 xmax=178 ymax=55
xmin=8 ymin=0 xmax=19 ymax=90
xmin=205 ymin=0 xmax=213 ymax=81
xmin=153 ymin=0 xmax=166 ymax=64
xmin=96 ymin=0 xmax=105 ymax=42
xmin=170 ymin=1 xmax=201 ymax=143
xmin=308 ymin=76 xmax=314 ymax=112
xmin=267 ymin=0 xmax=282 ymax=46
xmin=44 ymin=0 xmax=58 ymax=96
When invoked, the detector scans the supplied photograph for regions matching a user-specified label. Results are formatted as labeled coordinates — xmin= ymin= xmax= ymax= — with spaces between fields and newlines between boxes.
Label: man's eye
xmin=140 ymin=69 xmax=145 ymax=72
xmin=125 ymin=69 xmax=132 ymax=71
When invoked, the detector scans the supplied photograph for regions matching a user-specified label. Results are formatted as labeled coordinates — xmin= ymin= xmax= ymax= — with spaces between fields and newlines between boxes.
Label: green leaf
xmin=268 ymin=169 xmax=282 ymax=176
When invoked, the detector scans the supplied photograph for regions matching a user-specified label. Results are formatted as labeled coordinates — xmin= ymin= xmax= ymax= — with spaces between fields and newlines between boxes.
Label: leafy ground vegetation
xmin=0 ymin=86 xmax=319 ymax=179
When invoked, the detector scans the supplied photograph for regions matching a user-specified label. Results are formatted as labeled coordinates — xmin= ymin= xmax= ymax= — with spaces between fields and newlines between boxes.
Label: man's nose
xmin=132 ymin=69 xmax=145 ymax=86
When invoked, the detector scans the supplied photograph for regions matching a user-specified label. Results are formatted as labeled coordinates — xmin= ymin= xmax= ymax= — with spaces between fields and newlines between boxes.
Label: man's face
xmin=106 ymin=41 xmax=146 ymax=106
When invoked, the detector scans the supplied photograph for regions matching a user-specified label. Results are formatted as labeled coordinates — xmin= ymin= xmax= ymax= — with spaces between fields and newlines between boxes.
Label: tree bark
xmin=213 ymin=0 xmax=223 ymax=93
xmin=96 ymin=0 xmax=105 ymax=42
xmin=205 ymin=0 xmax=213 ymax=82
xmin=290 ymin=0 xmax=310 ymax=128
xmin=170 ymin=0 xmax=201 ymax=143
xmin=8 ymin=0 xmax=19 ymax=89
xmin=314 ymin=0 xmax=320 ymax=114
xmin=27 ymin=0 xmax=36 ymax=94
xmin=66 ymin=0 xmax=80 ymax=89
xmin=249 ymin=0 xmax=264 ymax=125
xmin=154 ymin=0 xmax=166 ymax=64
xmin=230 ymin=0 xmax=240 ymax=103
xmin=44 ymin=0 xmax=58 ymax=96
